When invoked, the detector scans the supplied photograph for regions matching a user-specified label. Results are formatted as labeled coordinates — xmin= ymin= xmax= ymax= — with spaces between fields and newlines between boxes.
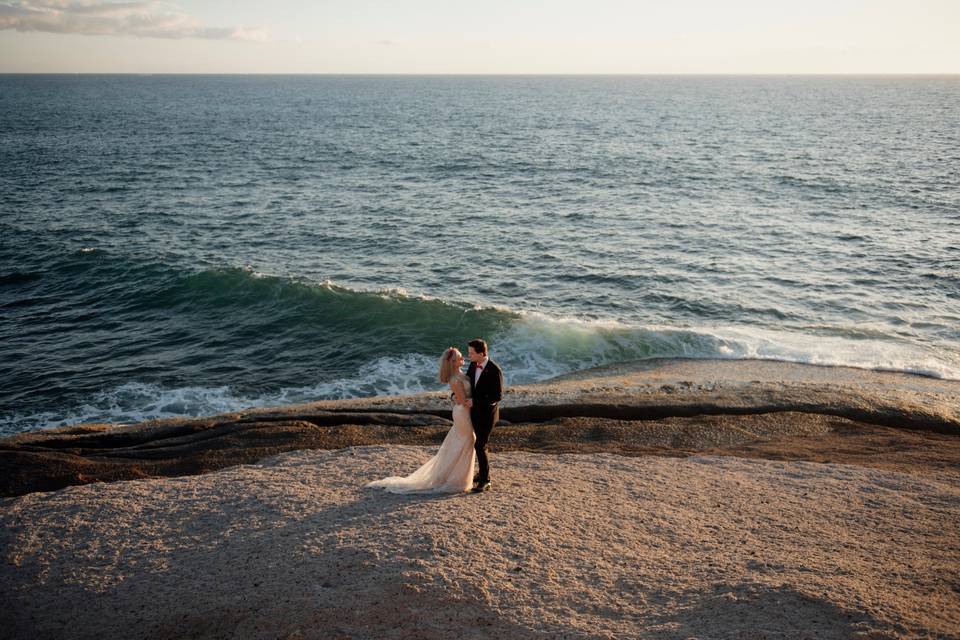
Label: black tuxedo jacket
xmin=467 ymin=359 xmax=503 ymax=408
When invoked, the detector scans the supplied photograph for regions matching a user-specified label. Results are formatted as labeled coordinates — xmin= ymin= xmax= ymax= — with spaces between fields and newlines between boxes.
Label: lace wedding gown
xmin=366 ymin=372 xmax=476 ymax=494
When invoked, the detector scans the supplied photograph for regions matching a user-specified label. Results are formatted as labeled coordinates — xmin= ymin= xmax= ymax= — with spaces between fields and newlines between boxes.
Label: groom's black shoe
xmin=470 ymin=481 xmax=491 ymax=494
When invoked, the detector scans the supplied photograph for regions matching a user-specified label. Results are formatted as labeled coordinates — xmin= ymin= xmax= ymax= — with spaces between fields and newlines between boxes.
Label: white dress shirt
xmin=474 ymin=356 xmax=489 ymax=385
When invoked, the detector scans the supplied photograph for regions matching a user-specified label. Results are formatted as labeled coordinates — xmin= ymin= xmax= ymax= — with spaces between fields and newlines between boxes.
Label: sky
xmin=1 ymin=0 xmax=958 ymax=74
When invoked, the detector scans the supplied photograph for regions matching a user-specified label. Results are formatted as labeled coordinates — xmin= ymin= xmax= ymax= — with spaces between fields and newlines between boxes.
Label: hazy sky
xmin=1 ymin=0 xmax=958 ymax=74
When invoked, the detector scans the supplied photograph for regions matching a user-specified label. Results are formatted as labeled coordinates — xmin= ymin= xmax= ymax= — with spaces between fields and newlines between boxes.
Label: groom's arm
xmin=489 ymin=363 xmax=503 ymax=404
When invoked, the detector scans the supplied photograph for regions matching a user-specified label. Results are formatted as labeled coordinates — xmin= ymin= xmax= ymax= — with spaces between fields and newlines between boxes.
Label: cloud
xmin=0 ymin=1 xmax=268 ymax=41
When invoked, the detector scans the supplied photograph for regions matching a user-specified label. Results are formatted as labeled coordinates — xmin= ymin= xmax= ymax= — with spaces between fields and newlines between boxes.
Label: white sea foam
xmin=0 ymin=354 xmax=442 ymax=435
xmin=495 ymin=312 xmax=960 ymax=382
xmin=0 ymin=383 xmax=256 ymax=434
xmin=3 ymin=315 xmax=958 ymax=435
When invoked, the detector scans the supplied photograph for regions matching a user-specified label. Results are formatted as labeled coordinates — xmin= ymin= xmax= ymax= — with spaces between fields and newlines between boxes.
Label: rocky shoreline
xmin=2 ymin=358 xmax=958 ymax=497
xmin=2 ymin=358 xmax=959 ymax=639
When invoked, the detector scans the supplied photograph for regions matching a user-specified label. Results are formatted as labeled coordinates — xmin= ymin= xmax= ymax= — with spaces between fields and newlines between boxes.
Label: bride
xmin=366 ymin=347 xmax=476 ymax=493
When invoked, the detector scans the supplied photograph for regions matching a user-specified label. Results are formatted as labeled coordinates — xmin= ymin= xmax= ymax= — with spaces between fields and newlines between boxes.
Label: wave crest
xmin=3 ymin=262 xmax=959 ymax=435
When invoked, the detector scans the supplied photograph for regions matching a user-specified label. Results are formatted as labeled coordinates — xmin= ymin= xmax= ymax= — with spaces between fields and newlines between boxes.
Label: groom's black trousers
xmin=471 ymin=403 xmax=499 ymax=483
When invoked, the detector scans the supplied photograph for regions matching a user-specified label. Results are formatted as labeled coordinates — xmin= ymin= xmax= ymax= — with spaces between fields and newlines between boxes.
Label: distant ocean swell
xmin=2 ymin=255 xmax=957 ymax=435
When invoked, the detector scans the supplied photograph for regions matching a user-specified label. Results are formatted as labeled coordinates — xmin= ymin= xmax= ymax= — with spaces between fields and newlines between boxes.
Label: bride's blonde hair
xmin=438 ymin=347 xmax=460 ymax=383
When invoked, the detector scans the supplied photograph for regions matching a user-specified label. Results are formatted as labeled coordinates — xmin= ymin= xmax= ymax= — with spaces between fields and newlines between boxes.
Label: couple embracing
xmin=367 ymin=339 xmax=503 ymax=495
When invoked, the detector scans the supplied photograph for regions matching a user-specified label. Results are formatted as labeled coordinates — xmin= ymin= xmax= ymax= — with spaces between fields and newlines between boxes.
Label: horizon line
xmin=1 ymin=71 xmax=958 ymax=77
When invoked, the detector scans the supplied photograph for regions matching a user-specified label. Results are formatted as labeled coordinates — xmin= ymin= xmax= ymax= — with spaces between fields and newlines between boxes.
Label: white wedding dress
xmin=366 ymin=372 xmax=476 ymax=494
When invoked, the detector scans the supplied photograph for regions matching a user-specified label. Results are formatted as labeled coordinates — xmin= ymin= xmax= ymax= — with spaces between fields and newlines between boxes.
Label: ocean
xmin=1 ymin=74 xmax=958 ymax=436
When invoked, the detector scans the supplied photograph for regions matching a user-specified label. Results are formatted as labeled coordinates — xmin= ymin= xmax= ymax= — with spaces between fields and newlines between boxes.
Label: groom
xmin=466 ymin=338 xmax=503 ymax=493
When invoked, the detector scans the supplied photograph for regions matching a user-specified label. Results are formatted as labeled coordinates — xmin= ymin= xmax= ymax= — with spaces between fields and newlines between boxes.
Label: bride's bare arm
xmin=450 ymin=378 xmax=468 ymax=406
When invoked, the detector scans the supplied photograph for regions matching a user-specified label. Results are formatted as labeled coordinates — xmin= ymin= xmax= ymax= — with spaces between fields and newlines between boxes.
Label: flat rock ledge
xmin=2 ymin=446 xmax=958 ymax=639
xmin=2 ymin=359 xmax=959 ymax=639
xmin=1 ymin=359 xmax=958 ymax=497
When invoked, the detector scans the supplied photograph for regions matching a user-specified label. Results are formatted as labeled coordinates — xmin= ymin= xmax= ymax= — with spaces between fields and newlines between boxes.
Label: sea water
xmin=1 ymin=74 xmax=958 ymax=435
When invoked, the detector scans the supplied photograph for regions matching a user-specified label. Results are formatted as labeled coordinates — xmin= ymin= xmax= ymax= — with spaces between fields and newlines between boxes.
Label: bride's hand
xmin=466 ymin=399 xmax=473 ymax=409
